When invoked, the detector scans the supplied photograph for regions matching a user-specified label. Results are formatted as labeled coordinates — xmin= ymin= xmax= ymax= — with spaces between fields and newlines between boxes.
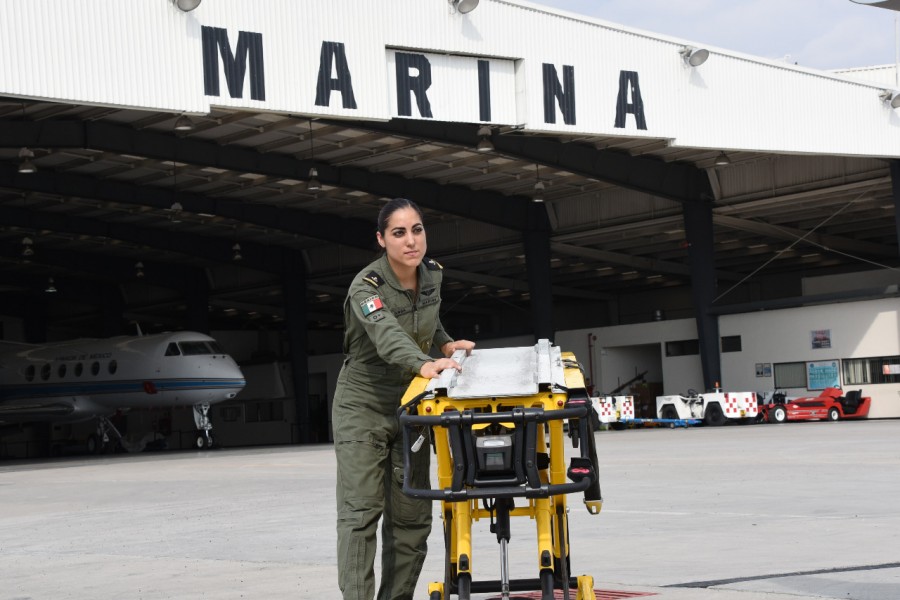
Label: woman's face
xmin=377 ymin=206 xmax=426 ymax=272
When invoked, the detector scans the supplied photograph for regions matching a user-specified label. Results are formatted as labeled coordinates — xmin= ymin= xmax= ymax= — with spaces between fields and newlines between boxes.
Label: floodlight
xmin=451 ymin=0 xmax=479 ymax=14
xmin=680 ymin=46 xmax=709 ymax=67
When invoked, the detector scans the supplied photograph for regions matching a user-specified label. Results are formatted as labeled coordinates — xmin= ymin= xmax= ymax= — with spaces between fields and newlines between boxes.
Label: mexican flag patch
xmin=360 ymin=295 xmax=384 ymax=316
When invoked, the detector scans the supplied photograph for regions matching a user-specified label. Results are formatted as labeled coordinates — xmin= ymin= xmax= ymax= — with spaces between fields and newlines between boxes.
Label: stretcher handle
xmin=403 ymin=476 xmax=592 ymax=501
xmin=399 ymin=404 xmax=594 ymax=501
xmin=399 ymin=404 xmax=589 ymax=427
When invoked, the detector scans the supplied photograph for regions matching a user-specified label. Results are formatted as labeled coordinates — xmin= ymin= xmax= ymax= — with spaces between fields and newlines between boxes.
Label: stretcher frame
xmin=398 ymin=340 xmax=602 ymax=600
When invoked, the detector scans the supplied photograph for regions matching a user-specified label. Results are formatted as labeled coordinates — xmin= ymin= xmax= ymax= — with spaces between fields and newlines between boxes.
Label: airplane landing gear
xmin=192 ymin=403 xmax=214 ymax=449
xmin=194 ymin=430 xmax=214 ymax=449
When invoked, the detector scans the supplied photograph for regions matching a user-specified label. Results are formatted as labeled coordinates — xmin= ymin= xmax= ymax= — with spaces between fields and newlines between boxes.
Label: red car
xmin=760 ymin=387 xmax=871 ymax=423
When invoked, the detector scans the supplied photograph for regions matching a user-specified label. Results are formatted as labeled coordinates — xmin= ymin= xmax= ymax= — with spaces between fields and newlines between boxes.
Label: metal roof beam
xmin=0 ymin=164 xmax=376 ymax=251
xmin=0 ymin=204 xmax=284 ymax=274
xmin=551 ymin=241 xmax=741 ymax=281
xmin=443 ymin=267 xmax=611 ymax=301
xmin=713 ymin=214 xmax=896 ymax=258
xmin=0 ymin=241 xmax=200 ymax=289
xmin=0 ymin=120 xmax=538 ymax=231
xmin=331 ymin=120 xmax=714 ymax=204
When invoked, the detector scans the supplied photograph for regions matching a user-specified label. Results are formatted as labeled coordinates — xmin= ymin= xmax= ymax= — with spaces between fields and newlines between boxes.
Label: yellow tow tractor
xmin=398 ymin=340 xmax=603 ymax=600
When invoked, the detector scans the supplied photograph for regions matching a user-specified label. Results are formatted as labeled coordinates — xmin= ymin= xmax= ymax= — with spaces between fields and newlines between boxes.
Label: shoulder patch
xmin=362 ymin=271 xmax=385 ymax=288
xmin=424 ymin=258 xmax=443 ymax=271
xmin=360 ymin=295 xmax=384 ymax=318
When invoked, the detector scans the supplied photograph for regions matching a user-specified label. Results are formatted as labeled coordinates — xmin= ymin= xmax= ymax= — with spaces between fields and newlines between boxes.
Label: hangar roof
xmin=0 ymin=0 xmax=897 ymax=346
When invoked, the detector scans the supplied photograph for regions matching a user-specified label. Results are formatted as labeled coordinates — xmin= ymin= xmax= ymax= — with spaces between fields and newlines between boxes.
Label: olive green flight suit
xmin=333 ymin=253 xmax=454 ymax=600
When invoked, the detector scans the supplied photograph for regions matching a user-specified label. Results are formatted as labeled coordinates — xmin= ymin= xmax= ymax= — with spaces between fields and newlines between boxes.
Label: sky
xmin=530 ymin=0 xmax=899 ymax=71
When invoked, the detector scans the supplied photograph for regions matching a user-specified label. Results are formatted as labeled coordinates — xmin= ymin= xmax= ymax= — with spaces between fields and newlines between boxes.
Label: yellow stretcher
xmin=398 ymin=340 xmax=603 ymax=600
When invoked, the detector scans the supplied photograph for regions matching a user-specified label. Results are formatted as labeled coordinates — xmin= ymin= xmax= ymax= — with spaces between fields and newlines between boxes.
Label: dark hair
xmin=377 ymin=198 xmax=423 ymax=236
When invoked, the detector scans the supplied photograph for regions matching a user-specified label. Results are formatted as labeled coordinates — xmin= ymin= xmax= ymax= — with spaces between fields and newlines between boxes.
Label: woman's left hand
xmin=441 ymin=339 xmax=475 ymax=357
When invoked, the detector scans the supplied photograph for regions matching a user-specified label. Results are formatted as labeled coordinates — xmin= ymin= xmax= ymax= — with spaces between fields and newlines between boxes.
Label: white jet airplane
xmin=0 ymin=330 xmax=246 ymax=452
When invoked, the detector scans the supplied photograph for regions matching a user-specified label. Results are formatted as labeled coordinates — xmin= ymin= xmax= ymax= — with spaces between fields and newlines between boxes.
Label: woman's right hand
xmin=419 ymin=358 xmax=462 ymax=379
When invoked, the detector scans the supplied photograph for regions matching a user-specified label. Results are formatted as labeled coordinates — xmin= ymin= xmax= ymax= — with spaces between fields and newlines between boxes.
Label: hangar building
xmin=0 ymin=0 xmax=898 ymax=453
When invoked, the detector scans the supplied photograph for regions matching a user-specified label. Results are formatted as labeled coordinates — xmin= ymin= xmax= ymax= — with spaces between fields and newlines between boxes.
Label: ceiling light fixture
xmin=232 ymin=243 xmax=242 ymax=261
xmin=714 ymin=152 xmax=731 ymax=166
xmin=170 ymin=159 xmax=184 ymax=222
xmin=21 ymin=236 xmax=34 ymax=257
xmin=533 ymin=164 xmax=545 ymax=203
xmin=680 ymin=46 xmax=710 ymax=67
xmin=449 ymin=0 xmax=479 ymax=14
xmin=306 ymin=119 xmax=321 ymax=192
xmin=17 ymin=147 xmax=37 ymax=174
xmin=475 ymin=125 xmax=494 ymax=152
xmin=45 ymin=277 xmax=57 ymax=293
xmin=173 ymin=114 xmax=194 ymax=132
xmin=306 ymin=168 xmax=322 ymax=192
xmin=135 ymin=262 xmax=145 ymax=278
xmin=173 ymin=0 xmax=202 ymax=12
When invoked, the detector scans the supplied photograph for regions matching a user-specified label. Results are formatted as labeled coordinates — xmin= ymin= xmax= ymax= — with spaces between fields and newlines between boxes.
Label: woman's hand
xmin=441 ymin=339 xmax=475 ymax=358
xmin=420 ymin=358 xmax=463 ymax=379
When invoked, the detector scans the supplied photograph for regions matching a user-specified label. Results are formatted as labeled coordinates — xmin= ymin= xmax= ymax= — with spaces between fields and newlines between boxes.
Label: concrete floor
xmin=1 ymin=419 xmax=898 ymax=599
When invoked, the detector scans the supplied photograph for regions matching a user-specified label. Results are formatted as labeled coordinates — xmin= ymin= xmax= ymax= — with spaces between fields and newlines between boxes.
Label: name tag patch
xmin=361 ymin=295 xmax=384 ymax=317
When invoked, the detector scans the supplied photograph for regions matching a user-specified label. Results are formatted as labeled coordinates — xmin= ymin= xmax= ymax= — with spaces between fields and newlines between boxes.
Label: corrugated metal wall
xmin=1 ymin=0 xmax=898 ymax=158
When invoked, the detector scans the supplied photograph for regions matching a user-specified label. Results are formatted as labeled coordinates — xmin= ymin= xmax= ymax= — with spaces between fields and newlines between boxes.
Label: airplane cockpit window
xmin=74 ymin=363 xmax=83 ymax=377
xmin=108 ymin=360 xmax=118 ymax=375
xmin=208 ymin=341 xmax=225 ymax=354
xmin=165 ymin=343 xmax=181 ymax=356
xmin=179 ymin=341 xmax=214 ymax=356
xmin=41 ymin=363 xmax=51 ymax=381
xmin=25 ymin=364 xmax=35 ymax=382
xmin=58 ymin=364 xmax=67 ymax=378
xmin=91 ymin=361 xmax=100 ymax=376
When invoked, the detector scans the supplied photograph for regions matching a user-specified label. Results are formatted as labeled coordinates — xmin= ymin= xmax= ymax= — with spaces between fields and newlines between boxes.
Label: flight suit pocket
xmin=390 ymin=433 xmax=432 ymax=526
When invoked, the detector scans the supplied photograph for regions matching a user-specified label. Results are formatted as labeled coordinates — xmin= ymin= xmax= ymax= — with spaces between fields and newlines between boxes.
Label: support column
xmin=282 ymin=249 xmax=310 ymax=444
xmin=524 ymin=204 xmax=554 ymax=342
xmin=682 ymin=201 xmax=721 ymax=390
xmin=890 ymin=160 xmax=900 ymax=257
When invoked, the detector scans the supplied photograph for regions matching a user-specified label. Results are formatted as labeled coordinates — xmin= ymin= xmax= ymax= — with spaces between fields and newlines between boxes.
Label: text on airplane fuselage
xmin=53 ymin=352 xmax=113 ymax=362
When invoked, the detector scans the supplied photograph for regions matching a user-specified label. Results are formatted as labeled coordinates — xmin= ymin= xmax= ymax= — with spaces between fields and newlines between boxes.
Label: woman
xmin=332 ymin=198 xmax=475 ymax=600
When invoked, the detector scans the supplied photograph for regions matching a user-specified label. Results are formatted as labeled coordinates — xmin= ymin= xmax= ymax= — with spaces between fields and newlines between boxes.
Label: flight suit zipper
xmin=409 ymin=289 xmax=419 ymax=337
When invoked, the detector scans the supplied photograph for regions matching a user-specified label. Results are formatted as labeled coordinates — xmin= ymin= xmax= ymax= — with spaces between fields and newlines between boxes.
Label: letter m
xmin=202 ymin=26 xmax=266 ymax=101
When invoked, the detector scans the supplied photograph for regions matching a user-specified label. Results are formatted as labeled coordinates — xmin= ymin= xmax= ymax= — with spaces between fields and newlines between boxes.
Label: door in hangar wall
xmin=601 ymin=343 xmax=663 ymax=418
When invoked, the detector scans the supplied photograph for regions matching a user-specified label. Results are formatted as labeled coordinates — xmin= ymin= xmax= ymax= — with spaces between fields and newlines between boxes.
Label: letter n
xmin=395 ymin=53 xmax=433 ymax=118
xmin=614 ymin=70 xmax=647 ymax=130
xmin=542 ymin=64 xmax=576 ymax=125
xmin=202 ymin=26 xmax=266 ymax=101
xmin=315 ymin=41 xmax=358 ymax=109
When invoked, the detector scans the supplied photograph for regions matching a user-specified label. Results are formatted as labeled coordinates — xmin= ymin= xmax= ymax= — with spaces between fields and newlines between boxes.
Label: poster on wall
xmin=755 ymin=363 xmax=772 ymax=377
xmin=807 ymin=360 xmax=840 ymax=390
xmin=811 ymin=329 xmax=832 ymax=349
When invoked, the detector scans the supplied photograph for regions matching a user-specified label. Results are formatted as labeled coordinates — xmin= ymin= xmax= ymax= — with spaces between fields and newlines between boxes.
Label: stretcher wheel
xmin=429 ymin=592 xmax=441 ymax=600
